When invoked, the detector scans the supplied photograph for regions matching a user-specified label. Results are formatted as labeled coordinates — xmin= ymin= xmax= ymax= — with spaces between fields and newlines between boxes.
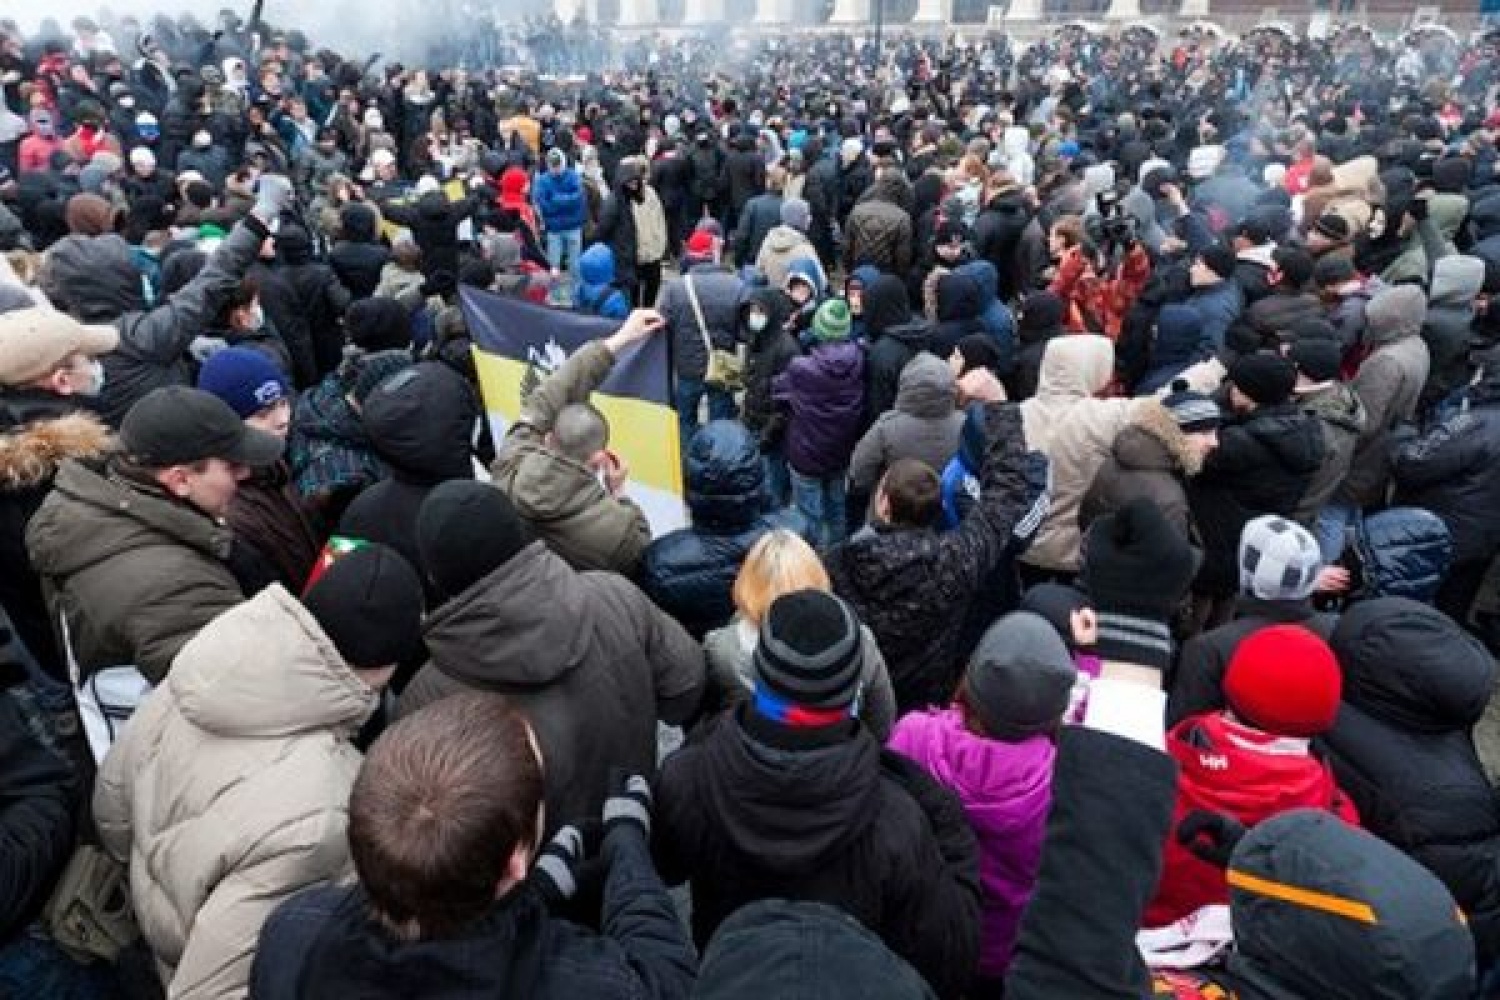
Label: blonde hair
xmin=732 ymin=530 xmax=830 ymax=625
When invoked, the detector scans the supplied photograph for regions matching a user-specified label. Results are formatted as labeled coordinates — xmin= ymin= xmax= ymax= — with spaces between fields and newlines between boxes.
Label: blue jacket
xmin=1186 ymin=280 xmax=1244 ymax=357
xmin=574 ymin=244 xmax=631 ymax=320
xmin=534 ymin=166 xmax=587 ymax=234
xmin=954 ymin=261 xmax=1015 ymax=375
xmin=1352 ymin=507 xmax=1453 ymax=605
xmin=641 ymin=421 xmax=811 ymax=637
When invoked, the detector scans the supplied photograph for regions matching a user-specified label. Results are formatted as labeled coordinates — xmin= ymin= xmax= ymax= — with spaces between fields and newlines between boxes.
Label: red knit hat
xmin=1223 ymin=625 xmax=1342 ymax=737
xmin=685 ymin=229 xmax=719 ymax=259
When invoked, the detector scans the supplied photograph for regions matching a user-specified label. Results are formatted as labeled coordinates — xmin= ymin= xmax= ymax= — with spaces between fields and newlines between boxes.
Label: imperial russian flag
xmin=459 ymin=286 xmax=687 ymax=537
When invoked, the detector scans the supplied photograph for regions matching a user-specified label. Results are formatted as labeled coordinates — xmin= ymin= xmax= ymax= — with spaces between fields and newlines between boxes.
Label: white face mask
xmin=247 ymin=305 xmax=265 ymax=330
xmin=747 ymin=312 xmax=768 ymax=333
xmin=80 ymin=359 xmax=106 ymax=397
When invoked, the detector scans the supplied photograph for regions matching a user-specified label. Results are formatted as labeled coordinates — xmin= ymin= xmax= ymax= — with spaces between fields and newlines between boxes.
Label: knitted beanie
xmin=965 ymin=612 xmax=1077 ymax=740
xmin=302 ymin=543 xmax=425 ymax=669
xmin=1238 ymin=515 xmax=1323 ymax=602
xmin=1228 ymin=352 xmax=1298 ymax=407
xmin=416 ymin=480 xmax=531 ymax=602
xmin=1289 ymin=338 xmax=1343 ymax=383
xmin=1162 ymin=380 xmax=1222 ymax=432
xmin=1224 ymin=625 xmax=1342 ymax=737
xmin=752 ymin=590 xmax=864 ymax=726
xmin=197 ymin=347 xmax=289 ymax=419
xmin=346 ymin=297 xmax=412 ymax=353
xmin=811 ymin=299 xmax=852 ymax=342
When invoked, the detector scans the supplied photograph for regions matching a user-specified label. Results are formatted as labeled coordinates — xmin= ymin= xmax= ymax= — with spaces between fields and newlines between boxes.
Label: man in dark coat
xmin=972 ymin=182 xmax=1044 ymax=304
xmin=719 ymin=127 xmax=765 ymax=237
xmin=826 ymin=390 xmax=1044 ymax=711
xmin=733 ymin=165 xmax=785 ymax=268
xmin=376 ymin=188 xmax=480 ymax=282
xmin=329 ymin=202 xmax=390 ymax=301
xmin=642 ymin=421 xmax=811 ymax=639
xmin=844 ymin=168 xmax=913 ymax=278
xmin=252 ymin=692 xmax=697 ymax=999
xmin=654 ymin=589 xmax=982 ymax=999
xmin=272 ymin=222 xmax=352 ymax=384
xmin=739 ymin=288 xmax=800 ymax=505
xmin=862 ymin=273 xmax=929 ymax=423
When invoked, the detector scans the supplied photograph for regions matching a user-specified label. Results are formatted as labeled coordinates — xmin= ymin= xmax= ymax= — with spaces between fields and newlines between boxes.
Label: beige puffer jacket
xmin=1020 ymin=334 xmax=1147 ymax=572
xmin=93 ymin=586 xmax=376 ymax=999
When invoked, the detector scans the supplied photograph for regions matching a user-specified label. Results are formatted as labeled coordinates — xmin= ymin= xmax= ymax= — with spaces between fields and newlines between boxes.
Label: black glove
xmin=532 ymin=822 xmax=600 ymax=907
xmin=1176 ymin=810 xmax=1248 ymax=870
xmin=1080 ymin=497 xmax=1196 ymax=671
xmin=602 ymin=771 xmax=652 ymax=839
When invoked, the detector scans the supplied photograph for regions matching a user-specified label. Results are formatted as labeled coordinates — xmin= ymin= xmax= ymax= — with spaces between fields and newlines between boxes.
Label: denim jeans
xmin=1316 ymin=503 xmax=1360 ymax=563
xmin=545 ymin=228 xmax=583 ymax=274
xmin=762 ymin=446 xmax=790 ymax=509
xmin=675 ymin=377 xmax=739 ymax=450
xmin=791 ymin=468 xmax=848 ymax=551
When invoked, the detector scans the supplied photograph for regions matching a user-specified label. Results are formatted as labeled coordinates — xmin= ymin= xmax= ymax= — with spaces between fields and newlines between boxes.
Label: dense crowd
xmin=3 ymin=8 xmax=1500 ymax=999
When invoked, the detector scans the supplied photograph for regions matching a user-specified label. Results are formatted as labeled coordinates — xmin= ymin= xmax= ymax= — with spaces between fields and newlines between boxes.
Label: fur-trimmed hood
xmin=0 ymin=411 xmax=114 ymax=491
xmin=1115 ymin=399 xmax=1205 ymax=477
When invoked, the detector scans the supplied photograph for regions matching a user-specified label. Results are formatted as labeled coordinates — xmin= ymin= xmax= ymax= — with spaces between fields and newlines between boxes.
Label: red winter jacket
xmin=1145 ymin=712 xmax=1360 ymax=928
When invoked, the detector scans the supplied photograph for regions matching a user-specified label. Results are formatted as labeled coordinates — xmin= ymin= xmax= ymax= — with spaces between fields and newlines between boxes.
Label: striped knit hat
xmin=753 ymin=591 xmax=864 ymax=727
xmin=1162 ymin=379 xmax=1222 ymax=433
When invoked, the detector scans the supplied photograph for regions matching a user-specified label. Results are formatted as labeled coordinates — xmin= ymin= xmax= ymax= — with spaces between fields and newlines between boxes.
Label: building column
xmin=828 ymin=0 xmax=872 ymax=24
xmin=683 ymin=0 xmax=725 ymax=22
xmin=555 ymin=0 xmax=581 ymax=20
xmin=1006 ymin=0 xmax=1041 ymax=19
xmin=752 ymin=0 xmax=790 ymax=23
xmin=912 ymin=0 xmax=949 ymax=22
xmin=1178 ymin=0 xmax=1209 ymax=14
xmin=618 ymin=0 xmax=660 ymax=25
xmin=1105 ymin=0 xmax=1140 ymax=17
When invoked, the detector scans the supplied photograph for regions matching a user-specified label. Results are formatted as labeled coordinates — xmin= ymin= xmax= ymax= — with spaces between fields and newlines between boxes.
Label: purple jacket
xmin=772 ymin=340 xmax=866 ymax=477
xmin=888 ymin=707 xmax=1055 ymax=979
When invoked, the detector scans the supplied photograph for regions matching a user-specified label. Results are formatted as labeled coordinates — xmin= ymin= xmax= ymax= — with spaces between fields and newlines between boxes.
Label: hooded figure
xmin=1420 ymin=254 xmax=1484 ymax=413
xmin=849 ymin=352 xmax=965 ymax=505
xmin=329 ymin=203 xmax=391 ymax=300
xmin=1338 ymin=285 xmax=1430 ymax=510
xmin=844 ymin=171 xmax=914 ymax=277
xmin=863 ymin=274 xmax=930 ymax=422
xmin=573 ymin=243 xmax=630 ymax=320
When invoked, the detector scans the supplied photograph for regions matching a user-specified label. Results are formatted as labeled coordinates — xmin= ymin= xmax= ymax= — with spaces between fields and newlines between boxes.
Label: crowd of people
xmin=3 ymin=7 xmax=1500 ymax=999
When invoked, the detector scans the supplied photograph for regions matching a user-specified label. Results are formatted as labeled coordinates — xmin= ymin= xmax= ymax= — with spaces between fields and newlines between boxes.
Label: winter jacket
xmin=755 ymin=225 xmax=821 ymax=292
xmin=1421 ymin=254 xmax=1483 ymax=413
xmin=0 ymin=395 xmax=113 ymax=677
xmin=773 ymin=340 xmax=865 ymax=478
xmin=1184 ymin=279 xmax=1245 ymax=357
xmin=1189 ymin=403 xmax=1325 ymax=596
xmin=721 ymin=139 xmax=766 ymax=220
xmin=1019 ymin=335 xmax=1145 ymax=573
xmin=827 ymin=405 xmax=1041 ymax=711
xmin=954 ymin=262 xmax=1016 ymax=370
xmin=734 ymin=191 xmax=783 ymax=265
xmin=702 ymin=614 xmax=896 ymax=742
xmin=1294 ymin=381 xmax=1367 ymax=525
xmin=574 ymin=243 xmax=631 ymax=320
xmin=398 ymin=541 xmax=703 ymax=831
xmin=379 ymin=192 xmax=477 ymax=281
xmin=1352 ymin=507 xmax=1454 ymax=605
xmin=658 ymin=265 xmax=743 ymax=382
xmin=274 ymin=230 xmax=353 ymax=383
xmin=1392 ymin=370 xmax=1500 ymax=564
xmin=533 ymin=165 xmax=587 ymax=234
xmin=889 ymin=707 xmax=1053 ymax=980
xmin=1146 ymin=712 xmax=1359 ymax=928
xmin=1079 ymin=400 xmax=1202 ymax=541
xmin=93 ymin=586 xmax=375 ymax=998
xmin=230 ymin=462 xmax=324 ymax=594
xmin=1339 ymin=291 xmax=1431 ymax=508
xmin=929 ymin=271 xmax=989 ymax=361
xmin=863 ymin=273 xmax=929 ymax=421
xmin=1322 ymin=598 xmax=1500 ymax=964
xmin=849 ymin=353 xmax=964 ymax=496
xmin=655 ymin=706 xmax=982 ymax=999
xmin=491 ymin=341 xmax=651 ymax=574
xmin=329 ymin=205 xmax=390 ymax=300
xmin=642 ymin=421 xmax=812 ymax=638
xmin=1137 ymin=303 xmax=1204 ymax=395
xmin=739 ymin=288 xmax=799 ymax=447
xmin=40 ymin=218 xmax=265 ymax=426
xmin=596 ymin=166 xmax=645 ymax=287
xmin=972 ymin=189 xmax=1034 ymax=303
xmin=251 ymin=827 xmax=696 ymax=1000
xmin=844 ymin=175 xmax=914 ymax=277
xmin=0 ymin=672 xmax=77 ymax=940
xmin=1241 ymin=290 xmax=1322 ymax=348
xmin=26 ymin=458 xmax=245 ymax=684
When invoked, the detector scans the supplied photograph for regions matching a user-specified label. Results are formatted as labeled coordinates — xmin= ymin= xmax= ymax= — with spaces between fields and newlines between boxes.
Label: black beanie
xmin=345 ymin=297 xmax=412 ymax=352
xmin=302 ymin=543 xmax=425 ymax=669
xmin=1229 ymin=352 xmax=1298 ymax=406
xmin=752 ymin=591 xmax=864 ymax=724
xmin=416 ymin=480 xmax=531 ymax=601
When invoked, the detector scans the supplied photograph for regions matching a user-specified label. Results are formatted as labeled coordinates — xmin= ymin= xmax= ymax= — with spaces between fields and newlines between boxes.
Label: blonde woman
xmin=703 ymin=529 xmax=896 ymax=738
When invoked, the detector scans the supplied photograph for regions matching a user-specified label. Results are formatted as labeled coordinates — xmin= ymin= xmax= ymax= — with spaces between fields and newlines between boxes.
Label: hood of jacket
xmin=954 ymin=260 xmax=1000 ymax=309
xmin=169 ymin=585 xmax=375 ymax=738
xmin=1330 ymin=597 xmax=1495 ymax=734
xmin=695 ymin=710 xmax=885 ymax=871
xmin=936 ymin=272 xmax=983 ymax=323
xmin=578 ymin=243 xmax=617 ymax=287
xmin=423 ymin=541 xmax=591 ymax=688
xmin=894 ymin=352 xmax=958 ymax=419
xmin=1033 ymin=333 xmax=1114 ymax=400
xmin=1299 ymin=381 xmax=1367 ymax=436
xmin=27 ymin=458 xmax=234 ymax=581
xmin=1428 ymin=192 xmax=1468 ymax=241
xmin=0 ymin=407 xmax=113 ymax=491
xmin=1228 ymin=809 xmax=1475 ymax=999
xmin=1364 ymin=284 xmax=1428 ymax=346
xmin=340 ymin=202 xmax=379 ymax=243
xmin=864 ymin=273 xmax=913 ymax=336
xmin=859 ymin=172 xmax=909 ymax=210
xmin=1116 ymin=400 xmax=1203 ymax=475
xmin=684 ymin=419 xmax=767 ymax=531
xmin=361 ymin=364 xmax=476 ymax=484
xmin=41 ymin=233 xmax=146 ymax=322
xmin=1430 ymin=254 xmax=1484 ymax=308
xmin=761 ymin=225 xmax=810 ymax=257
xmin=1470 ymin=191 xmax=1500 ymax=241
xmin=785 ymin=256 xmax=826 ymax=299
xmin=743 ymin=286 xmax=793 ymax=345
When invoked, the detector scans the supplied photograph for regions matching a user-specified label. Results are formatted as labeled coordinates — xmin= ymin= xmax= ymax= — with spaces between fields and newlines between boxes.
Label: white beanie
xmin=129 ymin=146 xmax=155 ymax=170
xmin=1263 ymin=162 xmax=1288 ymax=189
xmin=363 ymin=108 xmax=384 ymax=130
xmin=370 ymin=148 xmax=396 ymax=170
xmin=840 ymin=137 xmax=864 ymax=163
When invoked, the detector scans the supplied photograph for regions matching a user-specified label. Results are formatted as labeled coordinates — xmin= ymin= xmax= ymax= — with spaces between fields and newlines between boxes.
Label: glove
xmin=189 ymin=336 xmax=229 ymax=363
xmin=1176 ymin=810 xmax=1248 ymax=870
xmin=1080 ymin=497 xmax=1196 ymax=671
xmin=253 ymin=173 xmax=295 ymax=224
xmin=532 ymin=823 xmax=597 ymax=906
xmin=602 ymin=771 xmax=652 ymax=839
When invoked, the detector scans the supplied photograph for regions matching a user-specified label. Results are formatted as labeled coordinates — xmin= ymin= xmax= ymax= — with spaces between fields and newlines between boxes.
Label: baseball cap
xmin=120 ymin=386 xmax=283 ymax=467
xmin=0 ymin=308 xmax=118 ymax=386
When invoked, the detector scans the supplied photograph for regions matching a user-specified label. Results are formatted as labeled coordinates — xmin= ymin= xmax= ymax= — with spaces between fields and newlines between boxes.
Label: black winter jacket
xmin=641 ymin=421 xmax=812 ymax=638
xmin=329 ymin=204 xmax=390 ymax=300
xmin=250 ymin=826 xmax=697 ymax=1000
xmin=1322 ymin=597 xmax=1500 ymax=965
xmin=379 ymin=192 xmax=478 ymax=281
xmin=1188 ymin=403 xmax=1325 ymax=595
xmin=721 ymin=140 xmax=766 ymax=219
xmin=655 ymin=706 xmax=981 ymax=998
xmin=862 ymin=273 xmax=928 ymax=422
xmin=738 ymin=288 xmax=800 ymax=447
